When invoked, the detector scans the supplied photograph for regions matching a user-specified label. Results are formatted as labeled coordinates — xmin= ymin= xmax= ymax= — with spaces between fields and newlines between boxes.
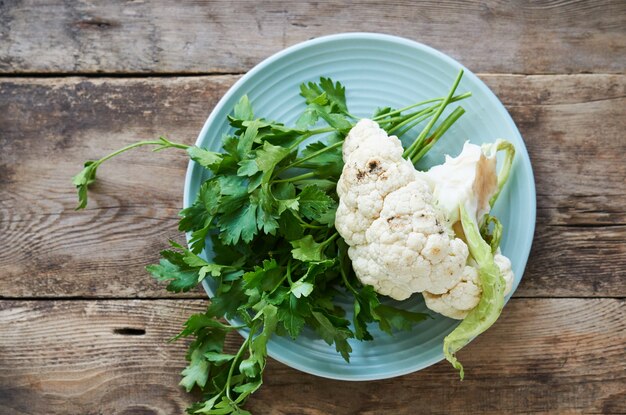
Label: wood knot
xmin=75 ymin=19 xmax=119 ymax=29
xmin=113 ymin=327 xmax=146 ymax=336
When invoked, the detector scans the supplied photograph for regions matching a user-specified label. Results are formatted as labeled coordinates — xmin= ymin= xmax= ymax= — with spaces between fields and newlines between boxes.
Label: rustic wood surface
xmin=1 ymin=299 xmax=625 ymax=415
xmin=1 ymin=1 xmax=625 ymax=414
xmin=1 ymin=75 xmax=624 ymax=299
xmin=1 ymin=0 xmax=625 ymax=74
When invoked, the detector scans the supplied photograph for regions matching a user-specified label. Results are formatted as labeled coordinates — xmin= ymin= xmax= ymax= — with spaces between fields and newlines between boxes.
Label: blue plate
xmin=184 ymin=33 xmax=536 ymax=381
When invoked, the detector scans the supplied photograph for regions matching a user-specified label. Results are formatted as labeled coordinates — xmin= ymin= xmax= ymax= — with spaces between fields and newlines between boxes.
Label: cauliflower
xmin=423 ymin=249 xmax=515 ymax=319
xmin=335 ymin=119 xmax=514 ymax=319
xmin=423 ymin=265 xmax=481 ymax=320
xmin=494 ymin=248 xmax=514 ymax=294
xmin=424 ymin=140 xmax=498 ymax=225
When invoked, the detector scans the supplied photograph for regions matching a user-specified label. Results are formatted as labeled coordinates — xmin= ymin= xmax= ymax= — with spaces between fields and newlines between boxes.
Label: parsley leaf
xmin=233 ymin=95 xmax=254 ymax=121
xmin=290 ymin=235 xmax=327 ymax=262
xmin=179 ymin=180 xmax=221 ymax=253
xmin=146 ymin=258 xmax=198 ymax=293
xmin=319 ymin=77 xmax=348 ymax=115
xmin=297 ymin=185 xmax=334 ymax=222
xmin=72 ymin=161 xmax=98 ymax=210
xmin=255 ymin=142 xmax=291 ymax=174
xmin=242 ymin=259 xmax=283 ymax=292
xmin=277 ymin=295 xmax=306 ymax=339
xmin=300 ymin=139 xmax=343 ymax=165
xmin=239 ymin=305 xmax=277 ymax=378
xmin=180 ymin=343 xmax=211 ymax=392
xmin=289 ymin=278 xmax=314 ymax=298
xmin=236 ymin=159 xmax=259 ymax=177
xmin=147 ymin=242 xmax=231 ymax=291
xmin=310 ymin=310 xmax=353 ymax=362
xmin=188 ymin=147 xmax=223 ymax=172
xmin=375 ymin=304 xmax=430 ymax=334
xmin=237 ymin=120 xmax=262 ymax=158
xmin=219 ymin=200 xmax=259 ymax=244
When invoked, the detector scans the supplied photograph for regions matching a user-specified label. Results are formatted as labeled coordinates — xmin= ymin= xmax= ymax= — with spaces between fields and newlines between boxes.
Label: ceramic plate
xmin=184 ymin=33 xmax=536 ymax=381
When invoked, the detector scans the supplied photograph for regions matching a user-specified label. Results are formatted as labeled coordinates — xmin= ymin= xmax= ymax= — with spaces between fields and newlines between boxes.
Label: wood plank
xmin=1 ymin=1 xmax=625 ymax=75
xmin=0 ymin=76 xmax=237 ymax=299
xmin=0 ymin=75 xmax=624 ymax=298
xmin=0 ymin=298 xmax=624 ymax=414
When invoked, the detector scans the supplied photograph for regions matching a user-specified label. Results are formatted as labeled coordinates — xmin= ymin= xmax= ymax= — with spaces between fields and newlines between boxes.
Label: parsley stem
xmin=278 ymin=141 xmax=344 ymax=173
xmin=292 ymin=211 xmax=327 ymax=229
xmin=308 ymin=126 xmax=338 ymax=135
xmin=286 ymin=260 xmax=294 ymax=285
xmin=388 ymin=107 xmax=437 ymax=135
xmin=372 ymin=92 xmax=471 ymax=122
xmin=268 ymin=256 xmax=292 ymax=294
xmin=272 ymin=171 xmax=317 ymax=183
xmin=394 ymin=108 xmax=438 ymax=138
xmin=378 ymin=91 xmax=470 ymax=137
xmin=225 ymin=327 xmax=255 ymax=400
xmin=287 ymin=127 xmax=336 ymax=152
xmin=410 ymin=106 xmax=465 ymax=164
xmin=96 ymin=137 xmax=189 ymax=165
xmin=376 ymin=106 xmax=436 ymax=127
xmin=288 ymin=132 xmax=313 ymax=152
xmin=340 ymin=267 xmax=358 ymax=296
xmin=403 ymin=70 xmax=464 ymax=160
xmin=73 ymin=137 xmax=191 ymax=210
xmin=320 ymin=232 xmax=339 ymax=248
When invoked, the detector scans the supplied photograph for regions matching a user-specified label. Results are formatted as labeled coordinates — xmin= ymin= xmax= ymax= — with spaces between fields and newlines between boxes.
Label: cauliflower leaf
xmin=443 ymin=205 xmax=507 ymax=379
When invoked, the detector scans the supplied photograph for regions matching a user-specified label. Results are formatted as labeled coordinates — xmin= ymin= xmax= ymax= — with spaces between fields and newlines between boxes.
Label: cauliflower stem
xmin=489 ymin=139 xmax=516 ymax=207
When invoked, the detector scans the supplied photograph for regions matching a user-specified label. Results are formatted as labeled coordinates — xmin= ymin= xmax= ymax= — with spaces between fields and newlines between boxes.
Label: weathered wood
xmin=1 ymin=1 xmax=625 ymax=75
xmin=0 ymin=298 xmax=623 ymax=414
xmin=0 ymin=76 xmax=237 ymax=299
xmin=0 ymin=74 xmax=624 ymax=298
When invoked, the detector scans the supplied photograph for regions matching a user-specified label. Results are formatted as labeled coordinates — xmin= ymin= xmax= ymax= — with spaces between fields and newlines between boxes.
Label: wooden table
xmin=1 ymin=2 xmax=625 ymax=414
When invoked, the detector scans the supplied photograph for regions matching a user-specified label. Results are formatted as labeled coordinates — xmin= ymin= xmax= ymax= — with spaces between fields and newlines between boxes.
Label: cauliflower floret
xmin=336 ymin=119 xmax=420 ymax=246
xmin=364 ymin=182 xmax=469 ymax=297
xmin=423 ymin=265 xmax=482 ymax=320
xmin=341 ymin=118 xmax=403 ymax=162
xmin=335 ymin=119 xmax=471 ymax=302
xmin=335 ymin=119 xmax=515 ymax=320
xmin=494 ymin=248 xmax=515 ymax=295
xmin=423 ymin=250 xmax=516 ymax=319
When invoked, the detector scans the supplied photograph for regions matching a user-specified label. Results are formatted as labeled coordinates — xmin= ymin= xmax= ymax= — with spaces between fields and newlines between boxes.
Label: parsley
xmin=72 ymin=136 xmax=188 ymax=209
xmin=73 ymin=72 xmax=470 ymax=414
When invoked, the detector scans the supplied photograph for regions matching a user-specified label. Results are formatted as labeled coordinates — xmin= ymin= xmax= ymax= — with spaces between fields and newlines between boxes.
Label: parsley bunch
xmin=74 ymin=71 xmax=469 ymax=414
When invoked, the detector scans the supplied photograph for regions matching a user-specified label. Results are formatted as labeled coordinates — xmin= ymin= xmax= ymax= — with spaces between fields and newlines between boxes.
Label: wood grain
xmin=1 ymin=3 xmax=624 ymax=414
xmin=0 ymin=298 xmax=624 ymax=414
xmin=0 ymin=76 xmax=237 ymax=299
xmin=1 ymin=74 xmax=624 ymax=298
xmin=1 ymin=1 xmax=625 ymax=75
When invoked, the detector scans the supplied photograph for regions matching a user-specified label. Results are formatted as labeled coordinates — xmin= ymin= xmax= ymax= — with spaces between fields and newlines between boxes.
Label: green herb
xmin=74 ymin=72 xmax=470 ymax=413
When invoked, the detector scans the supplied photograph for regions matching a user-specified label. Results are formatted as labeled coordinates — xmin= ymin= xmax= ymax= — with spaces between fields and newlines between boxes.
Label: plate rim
xmin=183 ymin=32 xmax=537 ymax=381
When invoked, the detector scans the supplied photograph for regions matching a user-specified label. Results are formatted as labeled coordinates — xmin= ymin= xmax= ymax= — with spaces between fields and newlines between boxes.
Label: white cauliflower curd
xmin=335 ymin=119 xmax=514 ymax=319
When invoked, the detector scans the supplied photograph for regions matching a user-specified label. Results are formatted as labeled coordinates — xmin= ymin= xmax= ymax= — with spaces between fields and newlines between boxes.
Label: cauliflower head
xmin=335 ymin=119 xmax=514 ymax=319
